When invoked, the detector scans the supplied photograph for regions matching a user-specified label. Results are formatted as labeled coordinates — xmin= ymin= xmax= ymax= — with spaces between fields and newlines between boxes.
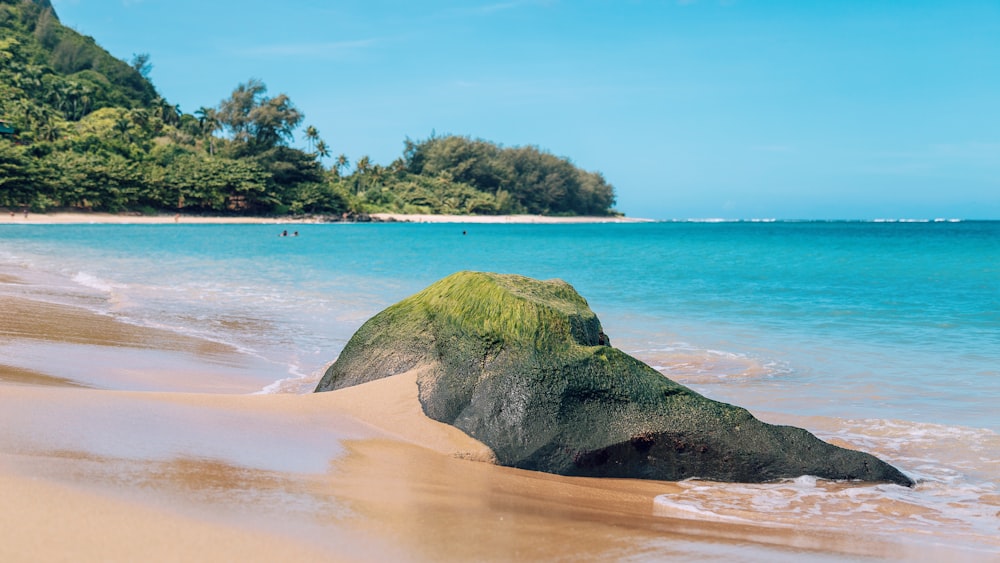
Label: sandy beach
xmin=0 ymin=211 xmax=654 ymax=225
xmin=0 ymin=285 xmax=745 ymax=562
xmin=0 ymin=246 xmax=985 ymax=561
xmin=0 ymin=288 xmax=970 ymax=562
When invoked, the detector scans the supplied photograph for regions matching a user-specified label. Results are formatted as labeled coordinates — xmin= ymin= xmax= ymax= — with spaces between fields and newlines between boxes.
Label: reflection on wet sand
xmin=0 ymin=295 xmax=238 ymax=355
xmin=0 ymin=363 xmax=89 ymax=387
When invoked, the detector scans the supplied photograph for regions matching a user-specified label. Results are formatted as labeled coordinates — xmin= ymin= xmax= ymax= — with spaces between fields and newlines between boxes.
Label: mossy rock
xmin=315 ymin=271 xmax=913 ymax=486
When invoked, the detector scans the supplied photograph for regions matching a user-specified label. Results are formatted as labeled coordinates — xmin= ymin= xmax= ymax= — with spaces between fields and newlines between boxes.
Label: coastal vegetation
xmin=0 ymin=0 xmax=618 ymax=217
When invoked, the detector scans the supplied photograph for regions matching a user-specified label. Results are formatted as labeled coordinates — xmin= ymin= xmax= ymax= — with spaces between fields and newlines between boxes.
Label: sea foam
xmin=72 ymin=271 xmax=124 ymax=293
xmin=652 ymin=417 xmax=1000 ymax=554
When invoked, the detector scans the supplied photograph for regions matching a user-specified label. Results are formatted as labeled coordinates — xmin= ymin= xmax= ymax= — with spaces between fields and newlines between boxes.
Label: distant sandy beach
xmin=0 ymin=211 xmax=654 ymax=225
xmin=369 ymin=213 xmax=655 ymax=224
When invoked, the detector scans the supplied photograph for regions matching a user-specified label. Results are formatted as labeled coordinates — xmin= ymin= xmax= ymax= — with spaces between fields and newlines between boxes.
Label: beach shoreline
xmin=0 ymin=256 xmax=994 ymax=561
xmin=0 ymin=210 xmax=654 ymax=225
xmin=0 ymin=286 xmax=830 ymax=563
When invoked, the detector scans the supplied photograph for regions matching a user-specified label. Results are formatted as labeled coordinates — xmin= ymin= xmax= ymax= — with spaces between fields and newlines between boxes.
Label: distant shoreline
xmin=3 ymin=212 xmax=990 ymax=225
xmin=369 ymin=213 xmax=654 ymax=224
xmin=0 ymin=211 xmax=654 ymax=225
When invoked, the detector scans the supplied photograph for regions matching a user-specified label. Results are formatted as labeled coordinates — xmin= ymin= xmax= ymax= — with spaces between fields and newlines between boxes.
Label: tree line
xmin=1 ymin=0 xmax=617 ymax=217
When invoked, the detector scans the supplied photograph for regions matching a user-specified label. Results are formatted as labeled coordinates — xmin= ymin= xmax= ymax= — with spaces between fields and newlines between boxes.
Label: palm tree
xmin=63 ymin=82 xmax=82 ymax=120
xmin=370 ymin=164 xmax=386 ymax=186
xmin=356 ymin=155 xmax=371 ymax=175
xmin=114 ymin=117 xmax=132 ymax=142
xmin=46 ymin=83 xmax=64 ymax=114
xmin=152 ymin=97 xmax=180 ymax=126
xmin=304 ymin=125 xmax=319 ymax=153
xmin=354 ymin=155 xmax=372 ymax=194
xmin=36 ymin=107 xmax=59 ymax=141
xmin=315 ymin=139 xmax=330 ymax=160
xmin=128 ymin=108 xmax=149 ymax=131
xmin=334 ymin=154 xmax=349 ymax=177
xmin=195 ymin=106 xmax=219 ymax=155
xmin=65 ymin=83 xmax=93 ymax=121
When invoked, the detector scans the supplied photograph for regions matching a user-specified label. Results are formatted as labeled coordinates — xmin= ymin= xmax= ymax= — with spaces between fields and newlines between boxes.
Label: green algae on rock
xmin=315 ymin=271 xmax=914 ymax=486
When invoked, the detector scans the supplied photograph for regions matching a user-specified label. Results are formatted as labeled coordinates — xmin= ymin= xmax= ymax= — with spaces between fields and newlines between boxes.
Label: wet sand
xmin=0 ymin=275 xmax=977 ymax=561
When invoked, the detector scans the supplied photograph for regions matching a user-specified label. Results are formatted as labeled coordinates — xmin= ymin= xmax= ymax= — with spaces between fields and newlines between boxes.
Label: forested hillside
xmin=0 ymin=0 xmax=617 ymax=217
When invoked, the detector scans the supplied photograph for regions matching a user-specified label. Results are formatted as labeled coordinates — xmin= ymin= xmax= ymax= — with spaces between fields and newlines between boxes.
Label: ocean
xmin=1 ymin=220 xmax=998 ymax=556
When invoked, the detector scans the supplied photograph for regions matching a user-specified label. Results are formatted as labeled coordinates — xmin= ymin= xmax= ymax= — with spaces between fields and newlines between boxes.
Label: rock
xmin=315 ymin=271 xmax=914 ymax=486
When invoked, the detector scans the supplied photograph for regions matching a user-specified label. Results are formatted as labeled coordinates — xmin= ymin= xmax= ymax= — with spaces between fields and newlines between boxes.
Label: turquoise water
xmin=2 ymin=220 xmax=999 ymax=548
xmin=2 ymin=221 xmax=995 ymax=427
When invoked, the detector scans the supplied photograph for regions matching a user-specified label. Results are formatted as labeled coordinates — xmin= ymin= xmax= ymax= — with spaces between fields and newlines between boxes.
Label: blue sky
xmin=48 ymin=0 xmax=1000 ymax=219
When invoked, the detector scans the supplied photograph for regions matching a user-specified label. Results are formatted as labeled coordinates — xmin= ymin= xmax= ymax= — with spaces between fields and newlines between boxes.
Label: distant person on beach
xmin=281 ymin=230 xmax=288 ymax=237
xmin=293 ymin=231 xmax=299 ymax=237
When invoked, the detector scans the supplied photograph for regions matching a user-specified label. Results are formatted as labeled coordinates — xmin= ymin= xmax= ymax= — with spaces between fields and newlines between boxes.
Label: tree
xmin=400 ymin=135 xmax=616 ymax=215
xmin=129 ymin=53 xmax=152 ymax=78
xmin=405 ymin=135 xmax=511 ymax=193
xmin=356 ymin=155 xmax=371 ymax=174
xmin=256 ymin=145 xmax=324 ymax=189
xmin=333 ymin=153 xmax=349 ymax=177
xmin=114 ymin=116 xmax=132 ymax=142
xmin=42 ymin=151 xmax=143 ymax=211
xmin=217 ymin=78 xmax=302 ymax=155
xmin=350 ymin=155 xmax=374 ymax=195
xmin=0 ymin=141 xmax=36 ymax=208
xmin=56 ymin=80 xmax=93 ymax=121
xmin=160 ymin=154 xmax=270 ymax=212
xmin=151 ymin=97 xmax=179 ymax=126
xmin=315 ymin=139 xmax=330 ymax=160
xmin=33 ymin=8 xmax=58 ymax=49
xmin=194 ymin=106 xmax=219 ymax=155
xmin=304 ymin=125 xmax=319 ymax=153
xmin=216 ymin=79 xmax=264 ymax=145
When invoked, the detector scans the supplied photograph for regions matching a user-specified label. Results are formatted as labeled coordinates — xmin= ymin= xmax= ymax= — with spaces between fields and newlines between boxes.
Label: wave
xmin=71 ymin=271 xmax=124 ymax=294
xmin=253 ymin=359 xmax=329 ymax=395
xmin=633 ymin=344 xmax=792 ymax=385
xmin=652 ymin=417 xmax=1000 ymax=554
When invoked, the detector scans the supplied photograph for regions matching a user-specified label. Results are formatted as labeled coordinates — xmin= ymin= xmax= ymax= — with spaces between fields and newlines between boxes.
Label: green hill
xmin=1 ymin=0 xmax=157 ymax=131
xmin=1 ymin=0 xmax=618 ymax=217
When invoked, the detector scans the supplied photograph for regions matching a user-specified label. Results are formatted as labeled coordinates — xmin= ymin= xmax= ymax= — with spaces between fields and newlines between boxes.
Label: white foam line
xmin=652 ymin=495 xmax=753 ymax=524
xmin=253 ymin=360 xmax=333 ymax=395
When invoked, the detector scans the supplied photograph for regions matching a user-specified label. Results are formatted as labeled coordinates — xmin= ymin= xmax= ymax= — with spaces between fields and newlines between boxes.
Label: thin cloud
xmin=876 ymin=142 xmax=1000 ymax=162
xmin=928 ymin=142 xmax=1000 ymax=160
xmin=752 ymin=144 xmax=795 ymax=153
xmin=459 ymin=0 xmax=554 ymax=16
xmin=235 ymin=38 xmax=379 ymax=59
xmin=863 ymin=142 xmax=1000 ymax=176
xmin=677 ymin=0 xmax=740 ymax=6
xmin=478 ymin=2 xmax=523 ymax=13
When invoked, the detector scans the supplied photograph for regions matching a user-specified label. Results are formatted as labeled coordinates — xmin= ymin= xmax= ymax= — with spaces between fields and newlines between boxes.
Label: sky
xmin=47 ymin=0 xmax=1000 ymax=220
